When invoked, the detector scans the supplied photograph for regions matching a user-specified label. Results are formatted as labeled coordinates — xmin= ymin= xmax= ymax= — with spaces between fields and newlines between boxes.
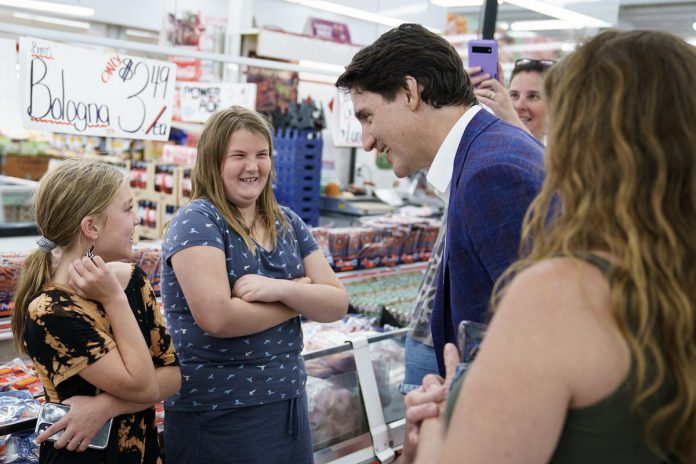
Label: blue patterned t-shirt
xmin=161 ymin=199 xmax=319 ymax=411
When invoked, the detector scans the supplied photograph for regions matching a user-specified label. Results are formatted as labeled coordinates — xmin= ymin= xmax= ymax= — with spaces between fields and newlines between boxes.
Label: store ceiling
xmin=617 ymin=0 xmax=696 ymax=37
xmin=445 ymin=0 xmax=696 ymax=39
xmin=0 ymin=0 xmax=694 ymax=40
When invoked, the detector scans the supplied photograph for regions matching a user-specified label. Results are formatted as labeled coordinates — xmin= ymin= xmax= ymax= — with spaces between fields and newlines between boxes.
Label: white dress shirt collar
xmin=426 ymin=105 xmax=482 ymax=202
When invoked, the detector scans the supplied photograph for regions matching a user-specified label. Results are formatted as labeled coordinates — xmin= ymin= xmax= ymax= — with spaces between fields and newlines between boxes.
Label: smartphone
xmin=457 ymin=320 xmax=487 ymax=364
xmin=467 ymin=39 xmax=498 ymax=84
xmin=34 ymin=402 xmax=112 ymax=450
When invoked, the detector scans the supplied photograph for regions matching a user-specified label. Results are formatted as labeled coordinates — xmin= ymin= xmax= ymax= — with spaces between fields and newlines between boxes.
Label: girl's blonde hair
xmin=191 ymin=105 xmax=287 ymax=253
xmin=12 ymin=159 xmax=124 ymax=354
xmin=496 ymin=30 xmax=696 ymax=462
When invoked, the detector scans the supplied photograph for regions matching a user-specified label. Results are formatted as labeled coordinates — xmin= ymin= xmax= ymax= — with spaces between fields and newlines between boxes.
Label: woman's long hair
xmin=12 ymin=160 xmax=124 ymax=354
xmin=191 ymin=106 xmax=287 ymax=253
xmin=496 ymin=30 xmax=696 ymax=462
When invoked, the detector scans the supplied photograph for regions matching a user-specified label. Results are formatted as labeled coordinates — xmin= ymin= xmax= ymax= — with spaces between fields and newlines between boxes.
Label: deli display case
xmin=0 ymin=175 xmax=38 ymax=237
xmin=307 ymin=328 xmax=408 ymax=464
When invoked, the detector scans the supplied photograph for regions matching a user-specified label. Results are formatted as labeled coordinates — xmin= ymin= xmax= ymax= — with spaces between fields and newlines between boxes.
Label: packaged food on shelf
xmin=314 ymin=216 xmax=440 ymax=272
xmin=2 ymin=429 xmax=40 ymax=462
xmin=309 ymin=227 xmax=331 ymax=266
xmin=0 ymin=390 xmax=41 ymax=429
xmin=0 ymin=255 xmax=23 ymax=318
xmin=132 ymin=243 xmax=163 ymax=296
xmin=0 ymin=359 xmax=43 ymax=398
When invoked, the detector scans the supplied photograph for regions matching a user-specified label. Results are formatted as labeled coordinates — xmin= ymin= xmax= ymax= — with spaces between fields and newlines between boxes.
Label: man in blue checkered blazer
xmin=336 ymin=23 xmax=545 ymax=376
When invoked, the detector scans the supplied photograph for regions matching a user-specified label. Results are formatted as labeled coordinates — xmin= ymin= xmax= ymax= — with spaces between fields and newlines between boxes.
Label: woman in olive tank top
xmin=403 ymin=30 xmax=696 ymax=464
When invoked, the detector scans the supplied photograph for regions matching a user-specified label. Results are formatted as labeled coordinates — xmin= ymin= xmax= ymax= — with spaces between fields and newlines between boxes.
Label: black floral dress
xmin=24 ymin=265 xmax=178 ymax=464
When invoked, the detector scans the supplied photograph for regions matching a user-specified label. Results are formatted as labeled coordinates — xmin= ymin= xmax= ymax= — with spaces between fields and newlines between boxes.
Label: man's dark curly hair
xmin=336 ymin=23 xmax=477 ymax=109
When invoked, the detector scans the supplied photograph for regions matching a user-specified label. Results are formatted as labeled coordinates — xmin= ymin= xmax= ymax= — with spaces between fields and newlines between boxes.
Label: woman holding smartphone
xmin=13 ymin=159 xmax=180 ymax=463
xmin=469 ymin=58 xmax=553 ymax=142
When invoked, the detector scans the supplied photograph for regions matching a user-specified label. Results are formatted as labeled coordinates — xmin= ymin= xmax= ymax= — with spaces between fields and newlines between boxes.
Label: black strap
xmin=576 ymin=252 xmax=613 ymax=277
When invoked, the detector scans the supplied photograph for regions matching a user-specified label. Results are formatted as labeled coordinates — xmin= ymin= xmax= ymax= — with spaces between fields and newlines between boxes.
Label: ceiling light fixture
xmin=431 ymin=0 xmax=484 ymax=6
xmin=283 ymin=0 xmax=442 ymax=33
xmin=430 ymin=0 xmax=610 ymax=29
xmin=510 ymin=19 xmax=582 ymax=31
xmin=12 ymin=12 xmax=90 ymax=29
xmin=503 ymin=40 xmax=574 ymax=52
xmin=503 ymin=0 xmax=610 ymax=28
xmin=298 ymin=59 xmax=345 ymax=74
xmin=125 ymin=29 xmax=159 ymax=39
xmin=504 ymin=30 xmax=538 ymax=38
xmin=0 ymin=0 xmax=94 ymax=17
xmin=443 ymin=33 xmax=478 ymax=43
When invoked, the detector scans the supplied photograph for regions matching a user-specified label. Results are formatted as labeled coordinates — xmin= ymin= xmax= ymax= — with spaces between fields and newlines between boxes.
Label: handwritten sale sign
xmin=333 ymin=89 xmax=362 ymax=147
xmin=19 ymin=37 xmax=176 ymax=140
xmin=178 ymin=82 xmax=257 ymax=123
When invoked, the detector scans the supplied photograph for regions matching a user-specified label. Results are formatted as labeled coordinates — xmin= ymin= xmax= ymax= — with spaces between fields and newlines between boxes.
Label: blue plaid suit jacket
xmin=431 ymin=109 xmax=545 ymax=374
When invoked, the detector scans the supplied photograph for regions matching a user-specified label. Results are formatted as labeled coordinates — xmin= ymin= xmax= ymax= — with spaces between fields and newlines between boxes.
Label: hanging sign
xmin=332 ymin=89 xmax=362 ymax=147
xmin=177 ymin=82 xmax=257 ymax=123
xmin=19 ymin=37 xmax=176 ymax=141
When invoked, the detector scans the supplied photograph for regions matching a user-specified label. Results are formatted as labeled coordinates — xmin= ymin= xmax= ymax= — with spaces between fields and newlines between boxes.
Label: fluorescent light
xmin=380 ymin=3 xmax=428 ymax=17
xmin=505 ymin=30 xmax=538 ymax=38
xmin=511 ymin=20 xmax=583 ymax=31
xmin=299 ymin=59 xmax=345 ymax=74
xmin=298 ymin=71 xmax=338 ymax=84
xmin=431 ymin=0 xmax=610 ymax=29
xmin=13 ymin=12 xmax=90 ymax=29
xmin=502 ymin=40 xmax=574 ymax=52
xmin=125 ymin=29 xmax=159 ymax=39
xmin=431 ymin=0 xmax=483 ymax=6
xmin=283 ymin=0 xmax=442 ymax=33
xmin=0 ymin=0 xmax=94 ymax=17
xmin=504 ymin=0 xmax=611 ymax=28
xmin=692 ymin=21 xmax=696 ymax=32
xmin=443 ymin=33 xmax=478 ymax=43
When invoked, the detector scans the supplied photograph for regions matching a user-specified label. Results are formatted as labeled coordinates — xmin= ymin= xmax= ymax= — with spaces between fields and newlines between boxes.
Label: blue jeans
xmin=399 ymin=333 xmax=439 ymax=394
